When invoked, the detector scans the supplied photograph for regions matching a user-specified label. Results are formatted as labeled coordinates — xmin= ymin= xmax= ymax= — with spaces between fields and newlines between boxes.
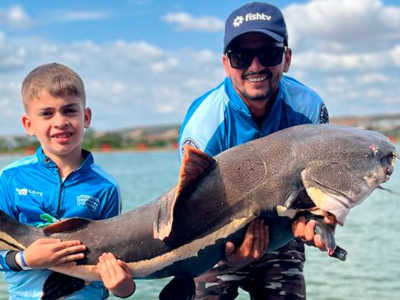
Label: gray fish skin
xmin=0 ymin=124 xmax=397 ymax=298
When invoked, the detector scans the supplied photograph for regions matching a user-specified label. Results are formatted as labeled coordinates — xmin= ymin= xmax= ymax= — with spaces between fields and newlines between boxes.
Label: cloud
xmin=0 ymin=33 xmax=224 ymax=135
xmin=281 ymin=0 xmax=400 ymax=118
xmin=1 ymin=0 xmax=399 ymax=135
xmin=163 ymin=12 xmax=224 ymax=31
xmin=55 ymin=11 xmax=109 ymax=22
xmin=0 ymin=5 xmax=31 ymax=28
xmin=284 ymin=0 xmax=400 ymax=49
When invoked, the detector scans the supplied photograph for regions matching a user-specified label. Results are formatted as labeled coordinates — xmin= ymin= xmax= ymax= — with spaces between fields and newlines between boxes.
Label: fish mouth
xmin=304 ymin=176 xmax=375 ymax=226
xmin=306 ymin=186 xmax=354 ymax=226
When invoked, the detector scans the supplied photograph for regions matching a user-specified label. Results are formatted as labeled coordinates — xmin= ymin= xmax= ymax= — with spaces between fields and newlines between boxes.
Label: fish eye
xmin=373 ymin=149 xmax=380 ymax=157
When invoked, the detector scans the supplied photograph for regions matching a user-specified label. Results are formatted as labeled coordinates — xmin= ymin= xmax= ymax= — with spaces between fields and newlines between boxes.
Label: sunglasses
xmin=226 ymin=46 xmax=287 ymax=69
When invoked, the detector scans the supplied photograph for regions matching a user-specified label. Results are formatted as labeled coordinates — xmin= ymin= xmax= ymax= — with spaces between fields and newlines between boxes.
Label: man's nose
xmin=248 ymin=55 xmax=264 ymax=72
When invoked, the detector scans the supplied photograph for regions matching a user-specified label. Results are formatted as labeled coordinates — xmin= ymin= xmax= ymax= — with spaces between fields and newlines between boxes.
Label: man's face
xmin=223 ymin=32 xmax=291 ymax=106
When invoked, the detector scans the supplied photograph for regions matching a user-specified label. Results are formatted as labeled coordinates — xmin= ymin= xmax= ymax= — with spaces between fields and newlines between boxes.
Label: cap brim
xmin=224 ymin=29 xmax=285 ymax=52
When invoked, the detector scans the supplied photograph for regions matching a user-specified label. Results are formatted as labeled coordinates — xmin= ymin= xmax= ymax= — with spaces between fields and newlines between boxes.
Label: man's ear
xmin=283 ymin=48 xmax=292 ymax=73
xmin=84 ymin=107 xmax=92 ymax=129
xmin=21 ymin=114 xmax=35 ymax=136
xmin=222 ymin=54 xmax=231 ymax=77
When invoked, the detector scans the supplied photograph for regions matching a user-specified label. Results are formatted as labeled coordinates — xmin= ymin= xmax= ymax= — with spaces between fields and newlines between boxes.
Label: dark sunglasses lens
xmin=229 ymin=51 xmax=254 ymax=69
xmin=258 ymin=48 xmax=285 ymax=66
xmin=228 ymin=47 xmax=285 ymax=69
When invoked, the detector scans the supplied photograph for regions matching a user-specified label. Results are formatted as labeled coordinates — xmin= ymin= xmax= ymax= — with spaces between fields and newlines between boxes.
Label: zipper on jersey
xmin=55 ymin=182 xmax=64 ymax=219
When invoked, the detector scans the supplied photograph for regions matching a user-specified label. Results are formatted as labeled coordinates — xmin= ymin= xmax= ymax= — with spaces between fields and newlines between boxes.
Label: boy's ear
xmin=84 ymin=107 xmax=92 ymax=129
xmin=21 ymin=114 xmax=35 ymax=136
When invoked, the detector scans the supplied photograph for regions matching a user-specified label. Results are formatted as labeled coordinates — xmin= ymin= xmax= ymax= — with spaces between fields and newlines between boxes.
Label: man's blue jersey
xmin=0 ymin=147 xmax=121 ymax=300
xmin=179 ymin=75 xmax=329 ymax=158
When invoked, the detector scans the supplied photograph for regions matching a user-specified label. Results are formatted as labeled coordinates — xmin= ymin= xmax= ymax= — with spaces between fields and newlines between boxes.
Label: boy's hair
xmin=21 ymin=63 xmax=86 ymax=112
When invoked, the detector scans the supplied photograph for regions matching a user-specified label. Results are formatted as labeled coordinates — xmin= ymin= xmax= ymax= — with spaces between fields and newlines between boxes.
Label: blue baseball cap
xmin=224 ymin=2 xmax=288 ymax=52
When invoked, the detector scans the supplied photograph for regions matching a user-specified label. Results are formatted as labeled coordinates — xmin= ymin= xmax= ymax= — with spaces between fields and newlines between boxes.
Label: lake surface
xmin=0 ymin=148 xmax=399 ymax=300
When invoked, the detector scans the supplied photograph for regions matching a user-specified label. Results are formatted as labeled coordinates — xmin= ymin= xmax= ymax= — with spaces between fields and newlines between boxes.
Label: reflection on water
xmin=0 ymin=148 xmax=399 ymax=300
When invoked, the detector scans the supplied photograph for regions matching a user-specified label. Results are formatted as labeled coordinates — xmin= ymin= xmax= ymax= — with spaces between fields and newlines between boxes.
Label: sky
xmin=0 ymin=0 xmax=400 ymax=136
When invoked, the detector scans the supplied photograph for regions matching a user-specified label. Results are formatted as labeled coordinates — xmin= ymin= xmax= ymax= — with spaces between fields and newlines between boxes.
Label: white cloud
xmin=0 ymin=5 xmax=31 ymax=28
xmin=0 ymin=33 xmax=224 ymax=135
xmin=390 ymin=44 xmax=400 ymax=66
xmin=355 ymin=73 xmax=391 ymax=84
xmin=56 ymin=11 xmax=109 ymax=22
xmin=163 ymin=12 xmax=224 ymax=31
xmin=1 ymin=0 xmax=400 ymax=135
xmin=283 ymin=0 xmax=400 ymax=117
xmin=284 ymin=0 xmax=400 ymax=49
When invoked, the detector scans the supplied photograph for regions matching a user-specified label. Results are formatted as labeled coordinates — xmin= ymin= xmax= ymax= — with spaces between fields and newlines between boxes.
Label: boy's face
xmin=22 ymin=91 xmax=91 ymax=161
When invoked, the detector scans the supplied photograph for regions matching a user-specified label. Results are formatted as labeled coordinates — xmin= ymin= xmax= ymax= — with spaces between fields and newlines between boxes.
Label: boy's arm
xmin=98 ymin=253 xmax=135 ymax=298
xmin=0 ymin=170 xmax=88 ymax=271
xmin=97 ymin=180 xmax=134 ymax=296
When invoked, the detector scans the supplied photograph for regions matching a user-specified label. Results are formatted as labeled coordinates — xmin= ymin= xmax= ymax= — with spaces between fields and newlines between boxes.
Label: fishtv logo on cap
xmin=233 ymin=13 xmax=272 ymax=27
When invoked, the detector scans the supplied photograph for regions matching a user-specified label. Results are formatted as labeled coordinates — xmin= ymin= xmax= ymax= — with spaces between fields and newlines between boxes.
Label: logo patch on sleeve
xmin=181 ymin=138 xmax=199 ymax=156
xmin=77 ymin=195 xmax=100 ymax=211
xmin=319 ymin=103 xmax=329 ymax=124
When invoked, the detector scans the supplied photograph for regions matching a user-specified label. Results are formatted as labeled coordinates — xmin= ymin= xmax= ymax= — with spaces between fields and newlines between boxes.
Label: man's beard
xmin=239 ymin=70 xmax=275 ymax=102
xmin=239 ymin=88 xmax=275 ymax=102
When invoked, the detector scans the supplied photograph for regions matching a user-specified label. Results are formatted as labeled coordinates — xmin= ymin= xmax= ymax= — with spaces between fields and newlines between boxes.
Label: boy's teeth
xmin=54 ymin=133 xmax=71 ymax=138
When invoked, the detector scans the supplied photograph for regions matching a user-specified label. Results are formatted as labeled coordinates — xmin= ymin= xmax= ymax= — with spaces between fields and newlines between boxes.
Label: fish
xmin=0 ymin=124 xmax=398 ymax=300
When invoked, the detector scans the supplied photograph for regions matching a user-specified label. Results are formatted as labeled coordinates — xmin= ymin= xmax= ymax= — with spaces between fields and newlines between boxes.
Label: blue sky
xmin=1 ymin=0 xmax=400 ymax=135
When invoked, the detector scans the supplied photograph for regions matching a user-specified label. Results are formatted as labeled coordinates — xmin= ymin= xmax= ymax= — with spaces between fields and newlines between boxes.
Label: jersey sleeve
xmin=99 ymin=184 xmax=121 ymax=219
xmin=0 ymin=170 xmax=18 ymax=219
xmin=179 ymin=90 xmax=228 ymax=159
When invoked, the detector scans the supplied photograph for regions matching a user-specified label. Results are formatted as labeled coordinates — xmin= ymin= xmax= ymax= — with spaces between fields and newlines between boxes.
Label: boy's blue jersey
xmin=179 ymin=75 xmax=329 ymax=158
xmin=0 ymin=147 xmax=121 ymax=300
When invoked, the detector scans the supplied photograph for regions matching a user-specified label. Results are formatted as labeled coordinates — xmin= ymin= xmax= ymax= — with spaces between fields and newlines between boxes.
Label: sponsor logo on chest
xmin=77 ymin=195 xmax=100 ymax=211
xmin=16 ymin=188 xmax=43 ymax=197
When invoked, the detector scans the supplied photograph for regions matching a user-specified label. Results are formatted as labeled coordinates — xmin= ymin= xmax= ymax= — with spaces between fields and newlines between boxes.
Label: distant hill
xmin=330 ymin=113 xmax=400 ymax=138
xmin=1 ymin=114 xmax=399 ymax=153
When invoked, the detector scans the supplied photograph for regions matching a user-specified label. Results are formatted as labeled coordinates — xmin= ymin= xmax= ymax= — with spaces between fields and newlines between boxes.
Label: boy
xmin=0 ymin=63 xmax=135 ymax=299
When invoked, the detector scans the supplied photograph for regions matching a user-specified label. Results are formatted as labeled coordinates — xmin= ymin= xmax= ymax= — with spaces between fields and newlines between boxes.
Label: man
xmin=179 ymin=2 xmax=329 ymax=300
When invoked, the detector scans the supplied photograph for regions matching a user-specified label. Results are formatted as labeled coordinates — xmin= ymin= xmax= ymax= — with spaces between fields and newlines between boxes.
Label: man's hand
xmin=24 ymin=238 xmax=86 ymax=268
xmin=223 ymin=219 xmax=269 ymax=270
xmin=292 ymin=216 xmax=335 ymax=251
xmin=98 ymin=253 xmax=135 ymax=298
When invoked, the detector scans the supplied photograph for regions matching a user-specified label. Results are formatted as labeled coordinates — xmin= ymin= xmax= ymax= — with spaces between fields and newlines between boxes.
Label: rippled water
xmin=0 ymin=148 xmax=399 ymax=300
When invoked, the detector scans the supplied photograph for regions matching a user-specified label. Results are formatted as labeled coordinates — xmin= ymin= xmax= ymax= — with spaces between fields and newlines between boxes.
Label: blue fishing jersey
xmin=0 ymin=147 xmax=121 ymax=300
xmin=179 ymin=75 xmax=329 ymax=158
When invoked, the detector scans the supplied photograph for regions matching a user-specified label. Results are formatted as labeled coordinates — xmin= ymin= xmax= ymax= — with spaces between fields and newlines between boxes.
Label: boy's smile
xmin=22 ymin=91 xmax=91 ymax=166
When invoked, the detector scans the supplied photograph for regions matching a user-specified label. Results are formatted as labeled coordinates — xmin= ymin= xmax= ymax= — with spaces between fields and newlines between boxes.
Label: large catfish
xmin=0 ymin=124 xmax=398 ymax=300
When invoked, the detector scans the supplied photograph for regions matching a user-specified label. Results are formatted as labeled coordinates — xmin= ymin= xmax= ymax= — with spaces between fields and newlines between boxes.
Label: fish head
xmin=301 ymin=127 xmax=398 ymax=226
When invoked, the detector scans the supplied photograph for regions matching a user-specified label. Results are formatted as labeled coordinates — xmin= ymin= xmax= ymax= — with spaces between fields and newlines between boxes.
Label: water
xmin=0 ymin=149 xmax=399 ymax=300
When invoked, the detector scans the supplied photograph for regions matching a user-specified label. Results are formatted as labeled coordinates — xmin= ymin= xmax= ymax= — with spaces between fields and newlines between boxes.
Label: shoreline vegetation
xmin=1 ymin=114 xmax=400 ymax=155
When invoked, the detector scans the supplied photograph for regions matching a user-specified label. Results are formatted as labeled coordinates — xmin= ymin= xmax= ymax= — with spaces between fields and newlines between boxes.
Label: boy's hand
xmin=223 ymin=219 xmax=269 ymax=270
xmin=98 ymin=253 xmax=135 ymax=298
xmin=24 ymin=238 xmax=86 ymax=268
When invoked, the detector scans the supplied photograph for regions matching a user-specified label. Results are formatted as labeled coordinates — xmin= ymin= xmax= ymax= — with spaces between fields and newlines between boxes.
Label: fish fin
xmin=153 ymin=146 xmax=216 ymax=240
xmin=42 ymin=272 xmax=87 ymax=300
xmin=159 ymin=277 xmax=195 ymax=300
xmin=43 ymin=218 xmax=92 ymax=236
xmin=284 ymin=189 xmax=315 ymax=209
